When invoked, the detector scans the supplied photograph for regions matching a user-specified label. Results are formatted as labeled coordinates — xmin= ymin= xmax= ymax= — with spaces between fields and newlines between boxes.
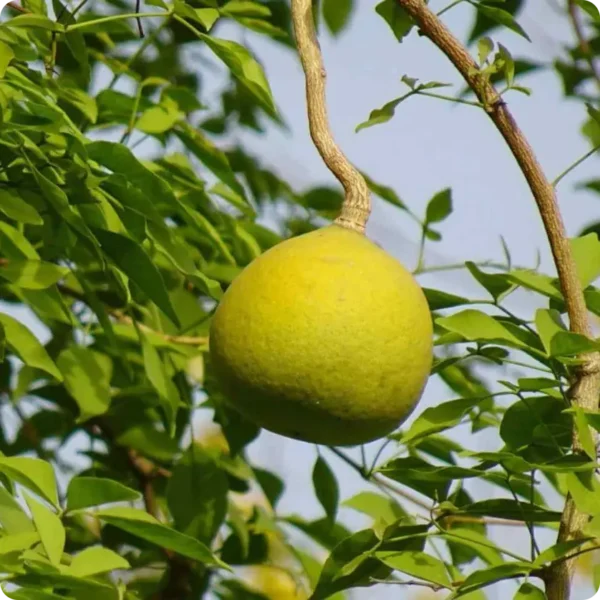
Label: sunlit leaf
xmin=0 ymin=313 xmax=62 ymax=381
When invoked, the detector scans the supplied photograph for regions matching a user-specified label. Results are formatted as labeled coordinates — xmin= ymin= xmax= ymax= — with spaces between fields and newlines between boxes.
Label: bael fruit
xmin=208 ymin=224 xmax=433 ymax=446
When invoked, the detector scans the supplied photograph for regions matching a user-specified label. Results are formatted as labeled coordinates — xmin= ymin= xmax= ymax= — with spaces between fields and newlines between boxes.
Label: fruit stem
xmin=290 ymin=0 xmax=372 ymax=234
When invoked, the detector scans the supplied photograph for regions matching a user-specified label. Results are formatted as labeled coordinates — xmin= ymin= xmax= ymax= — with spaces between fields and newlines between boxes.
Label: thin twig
xmin=394 ymin=2 xmax=600 ymax=598
xmin=135 ymin=0 xmax=145 ymax=37
xmin=328 ymin=446 xmax=525 ymax=527
xmin=567 ymin=0 xmax=600 ymax=94
xmin=370 ymin=578 xmax=446 ymax=591
xmin=290 ymin=0 xmax=371 ymax=232
xmin=128 ymin=449 xmax=172 ymax=479
xmin=58 ymin=284 xmax=208 ymax=346
xmin=6 ymin=2 xmax=27 ymax=13
xmin=552 ymin=142 xmax=600 ymax=187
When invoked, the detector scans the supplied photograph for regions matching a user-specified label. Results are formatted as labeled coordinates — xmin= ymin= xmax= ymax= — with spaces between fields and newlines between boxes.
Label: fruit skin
xmin=209 ymin=224 xmax=433 ymax=446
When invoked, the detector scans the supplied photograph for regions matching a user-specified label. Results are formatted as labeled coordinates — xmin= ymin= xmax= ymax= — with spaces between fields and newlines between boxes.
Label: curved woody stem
xmin=290 ymin=0 xmax=371 ymax=233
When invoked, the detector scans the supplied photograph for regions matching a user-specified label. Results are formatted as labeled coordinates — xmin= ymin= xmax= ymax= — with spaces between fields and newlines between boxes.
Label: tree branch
xmin=328 ymin=447 xmax=525 ymax=528
xmin=57 ymin=283 xmax=208 ymax=346
xmin=370 ymin=577 xmax=446 ymax=591
xmin=290 ymin=0 xmax=371 ymax=232
xmin=7 ymin=2 xmax=28 ymax=13
xmin=567 ymin=0 xmax=600 ymax=94
xmin=394 ymin=1 xmax=600 ymax=598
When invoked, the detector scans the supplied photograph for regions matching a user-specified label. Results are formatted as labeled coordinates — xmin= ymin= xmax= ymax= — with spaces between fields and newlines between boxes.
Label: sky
xmin=2 ymin=0 xmax=600 ymax=598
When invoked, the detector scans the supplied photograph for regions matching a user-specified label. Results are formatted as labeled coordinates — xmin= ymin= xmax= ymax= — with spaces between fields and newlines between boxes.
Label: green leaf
xmin=402 ymin=397 xmax=483 ymax=443
xmin=3 ymin=571 xmax=117 ymax=598
xmin=136 ymin=104 xmax=181 ymax=134
xmin=459 ymin=499 xmax=561 ymax=522
xmin=166 ymin=447 xmax=228 ymax=544
xmin=0 ymin=260 xmax=68 ymax=290
xmin=356 ymin=95 xmax=410 ymax=132
xmin=87 ymin=141 xmax=178 ymax=214
xmin=467 ymin=0 xmax=524 ymax=43
xmin=474 ymin=4 xmax=530 ymax=41
xmin=477 ymin=36 xmax=494 ymax=65
xmin=501 ymin=395 xmax=571 ymax=453
xmin=533 ymin=538 xmax=593 ymax=568
xmin=0 ymin=221 xmax=40 ymax=259
xmin=56 ymin=345 xmax=112 ymax=422
xmin=425 ymin=188 xmax=453 ymax=224
xmin=25 ymin=494 xmax=65 ymax=565
xmin=436 ymin=309 xmax=525 ymax=348
xmin=379 ymin=458 xmax=480 ymax=500
xmin=0 ymin=531 xmax=39 ymax=555
xmin=342 ymin=492 xmax=406 ymax=526
xmin=361 ymin=172 xmax=408 ymax=211
xmin=375 ymin=0 xmax=414 ymax=42
xmin=312 ymin=455 xmax=339 ymax=525
xmin=302 ymin=186 xmax=344 ymax=212
xmin=311 ymin=529 xmax=389 ymax=599
xmin=6 ymin=586 xmax=65 ymax=600
xmin=457 ymin=562 xmax=533 ymax=596
xmin=140 ymin=329 xmax=180 ymax=433
xmin=440 ymin=528 xmax=503 ymax=566
xmin=4 ymin=13 xmax=62 ymax=30
xmin=0 ymin=457 xmax=58 ymax=508
xmin=323 ymin=0 xmax=353 ymax=35
xmin=0 ymin=40 xmax=15 ymax=77
xmin=66 ymin=477 xmax=141 ymax=512
xmin=422 ymin=288 xmax=471 ymax=310
xmin=67 ymin=546 xmax=130 ymax=577
xmin=193 ymin=7 xmax=220 ymax=29
xmin=254 ymin=468 xmax=284 ymax=508
xmin=535 ymin=309 xmax=566 ymax=355
xmin=115 ymin=423 xmax=180 ymax=462
xmin=573 ymin=407 xmax=597 ymax=460
xmin=535 ymin=308 xmax=599 ymax=357
xmin=376 ymin=550 xmax=452 ymax=588
xmin=176 ymin=128 xmax=250 ymax=212
xmin=566 ymin=471 xmax=600 ymax=516
xmin=514 ymin=583 xmax=547 ymax=599
xmin=94 ymin=507 xmax=229 ymax=568
xmin=93 ymin=229 xmax=180 ymax=327
xmin=0 ymin=188 xmax=43 ymax=225
xmin=465 ymin=262 xmax=513 ymax=301
xmin=518 ymin=377 xmax=560 ymax=392
xmin=200 ymin=35 xmax=276 ymax=117
xmin=58 ymin=87 xmax=98 ymax=123
xmin=507 ymin=270 xmax=562 ymax=300
xmin=26 ymin=160 xmax=99 ymax=251
xmin=0 ymin=486 xmax=35 ymax=534
xmin=220 ymin=1 xmax=270 ymax=17
xmin=571 ymin=234 xmax=600 ymax=287
xmin=0 ymin=321 xmax=4 ymax=363
xmin=575 ymin=0 xmax=600 ymax=21
xmin=0 ymin=314 xmax=62 ymax=380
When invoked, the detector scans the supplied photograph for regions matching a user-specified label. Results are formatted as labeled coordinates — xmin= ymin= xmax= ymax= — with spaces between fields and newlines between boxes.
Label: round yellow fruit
xmin=209 ymin=224 xmax=433 ymax=446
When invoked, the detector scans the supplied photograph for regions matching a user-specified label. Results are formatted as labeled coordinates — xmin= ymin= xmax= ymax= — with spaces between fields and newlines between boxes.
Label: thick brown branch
xmin=290 ymin=0 xmax=371 ymax=232
xmin=394 ymin=2 xmax=600 ymax=598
